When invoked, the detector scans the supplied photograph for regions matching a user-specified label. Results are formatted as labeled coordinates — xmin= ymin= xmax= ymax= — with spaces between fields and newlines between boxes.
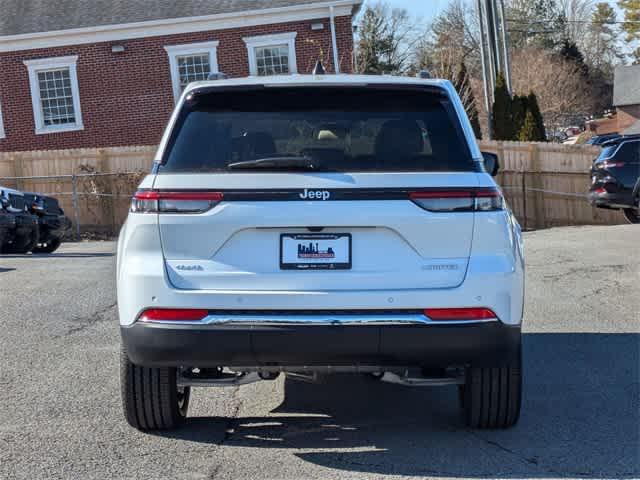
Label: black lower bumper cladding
xmin=588 ymin=190 xmax=634 ymax=210
xmin=121 ymin=321 xmax=521 ymax=368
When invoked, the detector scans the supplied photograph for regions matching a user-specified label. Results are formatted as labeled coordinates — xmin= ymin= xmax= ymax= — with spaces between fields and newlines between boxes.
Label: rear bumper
xmin=121 ymin=320 xmax=521 ymax=368
xmin=588 ymin=190 xmax=634 ymax=210
xmin=36 ymin=214 xmax=71 ymax=240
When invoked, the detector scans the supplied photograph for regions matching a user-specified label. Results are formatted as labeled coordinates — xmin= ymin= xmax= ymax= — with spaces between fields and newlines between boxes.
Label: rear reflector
xmin=139 ymin=308 xmax=209 ymax=322
xmin=424 ymin=308 xmax=497 ymax=321
xmin=131 ymin=190 xmax=223 ymax=213
xmin=409 ymin=189 xmax=503 ymax=212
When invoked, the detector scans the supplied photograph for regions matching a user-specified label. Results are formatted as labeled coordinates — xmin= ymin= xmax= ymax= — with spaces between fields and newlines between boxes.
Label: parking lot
xmin=0 ymin=224 xmax=638 ymax=480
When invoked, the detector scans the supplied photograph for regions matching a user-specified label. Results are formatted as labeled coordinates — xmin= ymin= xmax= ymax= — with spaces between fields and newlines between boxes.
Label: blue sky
xmin=373 ymin=0 xmax=450 ymax=21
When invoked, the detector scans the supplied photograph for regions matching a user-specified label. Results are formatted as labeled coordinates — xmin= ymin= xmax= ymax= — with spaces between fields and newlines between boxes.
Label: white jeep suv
xmin=117 ymin=75 xmax=524 ymax=431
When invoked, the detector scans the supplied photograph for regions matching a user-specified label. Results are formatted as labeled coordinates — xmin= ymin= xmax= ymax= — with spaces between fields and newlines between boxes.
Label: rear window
xmin=597 ymin=140 xmax=640 ymax=163
xmin=159 ymin=87 xmax=475 ymax=173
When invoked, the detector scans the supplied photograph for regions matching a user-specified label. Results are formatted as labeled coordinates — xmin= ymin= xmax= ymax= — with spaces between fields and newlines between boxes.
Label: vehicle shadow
xmin=0 ymin=267 xmax=16 ymax=273
xmin=159 ymin=333 xmax=640 ymax=478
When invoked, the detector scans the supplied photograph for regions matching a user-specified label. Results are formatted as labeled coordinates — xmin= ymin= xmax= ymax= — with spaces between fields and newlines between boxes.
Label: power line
xmin=507 ymin=18 xmax=640 ymax=25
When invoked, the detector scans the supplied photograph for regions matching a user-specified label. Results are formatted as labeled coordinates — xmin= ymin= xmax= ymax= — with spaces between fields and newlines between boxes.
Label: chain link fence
xmin=0 ymin=171 xmax=146 ymax=239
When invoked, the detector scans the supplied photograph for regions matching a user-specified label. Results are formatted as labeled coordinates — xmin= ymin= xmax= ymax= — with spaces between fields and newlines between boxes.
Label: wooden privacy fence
xmin=0 ymin=141 xmax=624 ymax=236
xmin=0 ymin=147 xmax=155 ymax=236
xmin=479 ymin=140 xmax=622 ymax=229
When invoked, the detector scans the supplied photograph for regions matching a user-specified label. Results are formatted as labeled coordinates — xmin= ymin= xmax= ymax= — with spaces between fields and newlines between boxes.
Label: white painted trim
xmin=329 ymin=5 xmax=340 ymax=73
xmin=164 ymin=41 xmax=219 ymax=102
xmin=0 ymin=100 xmax=5 ymax=139
xmin=243 ymin=32 xmax=298 ymax=76
xmin=23 ymin=55 xmax=84 ymax=135
xmin=0 ymin=1 xmax=360 ymax=53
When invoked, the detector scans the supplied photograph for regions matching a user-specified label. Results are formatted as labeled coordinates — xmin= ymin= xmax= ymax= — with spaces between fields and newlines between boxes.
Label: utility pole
xmin=497 ymin=0 xmax=512 ymax=93
xmin=478 ymin=0 xmax=512 ymax=139
xmin=477 ymin=0 xmax=493 ymax=139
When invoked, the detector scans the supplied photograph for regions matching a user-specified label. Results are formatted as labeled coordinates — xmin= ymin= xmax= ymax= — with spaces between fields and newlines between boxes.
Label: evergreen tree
xmin=618 ymin=0 xmax=640 ymax=63
xmin=454 ymin=62 xmax=482 ymax=139
xmin=526 ymin=92 xmax=547 ymax=141
xmin=559 ymin=40 xmax=589 ymax=75
xmin=511 ymin=94 xmax=528 ymax=138
xmin=518 ymin=111 xmax=539 ymax=141
xmin=492 ymin=72 xmax=515 ymax=140
xmin=588 ymin=3 xmax=622 ymax=76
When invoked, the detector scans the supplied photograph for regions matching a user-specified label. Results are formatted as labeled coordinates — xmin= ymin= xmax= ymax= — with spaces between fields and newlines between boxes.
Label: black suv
xmin=0 ymin=202 xmax=17 ymax=250
xmin=589 ymin=135 xmax=640 ymax=223
xmin=0 ymin=187 xmax=39 ymax=254
xmin=23 ymin=193 xmax=71 ymax=253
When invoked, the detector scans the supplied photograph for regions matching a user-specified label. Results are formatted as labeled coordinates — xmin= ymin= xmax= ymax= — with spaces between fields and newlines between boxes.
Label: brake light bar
xmin=131 ymin=190 xmax=223 ymax=213
xmin=409 ymin=189 xmax=503 ymax=212
xmin=602 ymin=161 xmax=625 ymax=169
xmin=139 ymin=308 xmax=209 ymax=322
xmin=424 ymin=308 xmax=497 ymax=321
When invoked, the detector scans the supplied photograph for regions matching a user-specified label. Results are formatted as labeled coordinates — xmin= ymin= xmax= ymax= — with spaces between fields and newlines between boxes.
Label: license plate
xmin=280 ymin=233 xmax=351 ymax=270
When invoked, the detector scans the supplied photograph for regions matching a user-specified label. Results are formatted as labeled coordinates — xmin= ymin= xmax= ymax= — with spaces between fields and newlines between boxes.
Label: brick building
xmin=0 ymin=0 xmax=362 ymax=153
xmin=612 ymin=64 xmax=640 ymax=135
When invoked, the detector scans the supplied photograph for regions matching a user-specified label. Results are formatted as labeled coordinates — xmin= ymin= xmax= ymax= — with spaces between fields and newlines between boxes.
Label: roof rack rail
xmin=601 ymin=133 xmax=640 ymax=147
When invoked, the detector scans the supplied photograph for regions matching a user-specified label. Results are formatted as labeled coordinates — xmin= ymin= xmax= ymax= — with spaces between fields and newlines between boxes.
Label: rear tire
xmin=459 ymin=352 xmax=522 ymax=429
xmin=33 ymin=237 xmax=61 ymax=253
xmin=120 ymin=345 xmax=190 ymax=430
xmin=623 ymin=207 xmax=639 ymax=224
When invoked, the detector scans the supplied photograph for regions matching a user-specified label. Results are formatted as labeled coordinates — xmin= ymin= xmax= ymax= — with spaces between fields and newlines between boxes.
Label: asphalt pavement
xmin=0 ymin=225 xmax=638 ymax=480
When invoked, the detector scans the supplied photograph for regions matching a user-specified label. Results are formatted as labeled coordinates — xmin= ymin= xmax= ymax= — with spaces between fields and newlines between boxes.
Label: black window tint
xmin=598 ymin=145 xmax=617 ymax=161
xmin=615 ymin=141 xmax=640 ymax=163
xmin=160 ymin=87 xmax=474 ymax=173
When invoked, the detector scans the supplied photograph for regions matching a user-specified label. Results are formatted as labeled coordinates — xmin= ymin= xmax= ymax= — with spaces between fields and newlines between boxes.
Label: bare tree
xmin=559 ymin=0 xmax=596 ymax=46
xmin=355 ymin=1 xmax=423 ymax=75
xmin=412 ymin=0 xmax=481 ymax=77
xmin=511 ymin=46 xmax=594 ymax=131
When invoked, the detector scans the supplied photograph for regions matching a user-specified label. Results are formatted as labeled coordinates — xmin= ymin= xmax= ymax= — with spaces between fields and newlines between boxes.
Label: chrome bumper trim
xmin=143 ymin=314 xmax=499 ymax=326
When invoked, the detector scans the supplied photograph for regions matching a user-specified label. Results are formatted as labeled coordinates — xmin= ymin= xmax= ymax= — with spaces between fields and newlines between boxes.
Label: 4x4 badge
xmin=175 ymin=264 xmax=204 ymax=271
xmin=299 ymin=189 xmax=331 ymax=200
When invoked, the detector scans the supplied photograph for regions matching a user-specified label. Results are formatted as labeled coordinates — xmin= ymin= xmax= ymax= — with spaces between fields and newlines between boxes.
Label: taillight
xmin=130 ymin=190 xmax=223 ymax=213
xmin=139 ymin=308 xmax=209 ymax=322
xmin=601 ymin=161 xmax=625 ymax=169
xmin=424 ymin=308 xmax=497 ymax=321
xmin=409 ymin=189 xmax=503 ymax=212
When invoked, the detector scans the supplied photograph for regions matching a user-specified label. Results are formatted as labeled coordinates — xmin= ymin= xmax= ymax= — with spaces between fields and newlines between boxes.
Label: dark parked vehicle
xmin=586 ymin=133 xmax=621 ymax=146
xmin=0 ymin=187 xmax=39 ymax=253
xmin=588 ymin=135 xmax=640 ymax=223
xmin=23 ymin=193 xmax=71 ymax=253
xmin=0 ymin=203 xmax=17 ymax=250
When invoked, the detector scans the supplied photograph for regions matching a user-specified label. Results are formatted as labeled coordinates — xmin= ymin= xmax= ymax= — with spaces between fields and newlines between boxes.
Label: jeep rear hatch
xmin=151 ymin=85 xmax=485 ymax=291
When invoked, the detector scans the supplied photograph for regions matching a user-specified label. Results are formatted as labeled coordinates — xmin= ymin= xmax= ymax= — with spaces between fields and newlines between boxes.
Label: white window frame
xmin=242 ymin=32 xmax=298 ymax=77
xmin=164 ymin=41 xmax=219 ymax=102
xmin=23 ymin=55 xmax=83 ymax=135
xmin=0 ymin=100 xmax=5 ymax=139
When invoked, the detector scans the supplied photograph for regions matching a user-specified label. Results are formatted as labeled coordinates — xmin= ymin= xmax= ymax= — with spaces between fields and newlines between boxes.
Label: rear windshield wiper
xmin=227 ymin=156 xmax=317 ymax=171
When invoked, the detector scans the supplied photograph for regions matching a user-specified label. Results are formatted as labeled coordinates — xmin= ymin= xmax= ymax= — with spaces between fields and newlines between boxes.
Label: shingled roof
xmin=0 ymin=0 xmax=334 ymax=37
xmin=613 ymin=64 xmax=640 ymax=107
